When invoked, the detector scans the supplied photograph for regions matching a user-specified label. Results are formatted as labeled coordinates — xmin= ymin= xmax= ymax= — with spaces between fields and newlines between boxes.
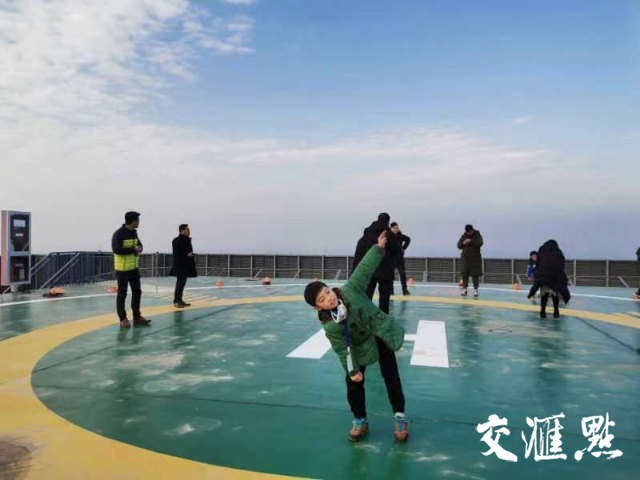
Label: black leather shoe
xmin=133 ymin=317 xmax=152 ymax=326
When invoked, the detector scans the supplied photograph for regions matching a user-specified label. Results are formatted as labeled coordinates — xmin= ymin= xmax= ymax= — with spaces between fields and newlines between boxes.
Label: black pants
xmin=462 ymin=274 xmax=479 ymax=289
xmin=396 ymin=259 xmax=408 ymax=293
xmin=174 ymin=275 xmax=187 ymax=303
xmin=366 ymin=278 xmax=393 ymax=314
xmin=346 ymin=338 xmax=405 ymax=419
xmin=116 ymin=269 xmax=142 ymax=321
xmin=541 ymin=293 xmax=560 ymax=316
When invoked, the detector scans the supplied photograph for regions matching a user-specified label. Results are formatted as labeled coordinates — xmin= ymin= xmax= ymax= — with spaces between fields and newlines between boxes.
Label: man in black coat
xmin=170 ymin=224 xmax=197 ymax=308
xmin=635 ymin=247 xmax=640 ymax=298
xmin=352 ymin=212 xmax=400 ymax=314
xmin=390 ymin=222 xmax=411 ymax=295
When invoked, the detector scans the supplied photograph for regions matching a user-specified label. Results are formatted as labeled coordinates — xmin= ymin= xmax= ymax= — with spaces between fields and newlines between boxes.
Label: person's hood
xmin=540 ymin=239 xmax=559 ymax=251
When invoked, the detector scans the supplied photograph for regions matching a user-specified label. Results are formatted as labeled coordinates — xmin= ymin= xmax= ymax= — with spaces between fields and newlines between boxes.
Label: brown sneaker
xmin=133 ymin=316 xmax=152 ymax=326
xmin=394 ymin=414 xmax=409 ymax=442
xmin=119 ymin=319 xmax=131 ymax=329
xmin=348 ymin=418 xmax=369 ymax=442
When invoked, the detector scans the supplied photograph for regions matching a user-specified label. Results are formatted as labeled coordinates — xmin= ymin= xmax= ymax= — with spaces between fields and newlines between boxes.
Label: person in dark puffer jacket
xmin=352 ymin=212 xmax=400 ymax=314
xmin=528 ymin=240 xmax=571 ymax=318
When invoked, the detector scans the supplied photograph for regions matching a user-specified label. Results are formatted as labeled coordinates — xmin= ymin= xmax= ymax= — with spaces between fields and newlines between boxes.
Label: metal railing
xmin=3 ymin=252 xmax=638 ymax=292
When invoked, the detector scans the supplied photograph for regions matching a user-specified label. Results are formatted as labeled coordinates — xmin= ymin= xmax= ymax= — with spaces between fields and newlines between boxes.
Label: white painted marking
xmin=411 ymin=320 xmax=449 ymax=368
xmin=0 ymin=293 xmax=113 ymax=308
xmin=287 ymin=325 xmax=447 ymax=367
xmin=286 ymin=329 xmax=332 ymax=359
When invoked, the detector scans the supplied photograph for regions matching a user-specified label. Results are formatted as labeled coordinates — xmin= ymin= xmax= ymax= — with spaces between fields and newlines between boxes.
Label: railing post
xmin=605 ymin=260 xmax=609 ymax=287
xmin=250 ymin=255 xmax=254 ymax=278
xmin=322 ymin=256 xmax=325 ymax=280
xmin=273 ymin=255 xmax=276 ymax=279
xmin=573 ymin=259 xmax=577 ymax=286
xmin=482 ymin=258 xmax=486 ymax=285
xmin=425 ymin=257 xmax=428 ymax=283
xmin=452 ymin=258 xmax=456 ymax=283
xmin=511 ymin=258 xmax=515 ymax=284
xmin=346 ymin=256 xmax=349 ymax=279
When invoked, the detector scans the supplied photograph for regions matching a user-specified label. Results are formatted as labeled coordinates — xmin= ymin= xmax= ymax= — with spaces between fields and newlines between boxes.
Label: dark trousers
xmin=462 ymin=274 xmax=479 ymax=289
xmin=116 ymin=269 xmax=142 ymax=321
xmin=174 ymin=275 xmax=187 ymax=303
xmin=366 ymin=278 xmax=393 ymax=314
xmin=396 ymin=259 xmax=408 ymax=293
xmin=346 ymin=338 xmax=405 ymax=419
xmin=541 ymin=293 xmax=560 ymax=316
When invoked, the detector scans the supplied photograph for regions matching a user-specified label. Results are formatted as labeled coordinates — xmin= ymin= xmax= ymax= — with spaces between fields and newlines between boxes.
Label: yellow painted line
xmin=389 ymin=295 xmax=640 ymax=329
xmin=0 ymin=294 xmax=638 ymax=479
xmin=183 ymin=295 xmax=214 ymax=302
xmin=0 ymin=300 xmax=301 ymax=480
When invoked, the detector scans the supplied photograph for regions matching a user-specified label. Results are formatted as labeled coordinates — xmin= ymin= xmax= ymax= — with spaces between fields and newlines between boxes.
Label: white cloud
xmin=512 ymin=116 xmax=533 ymax=125
xmin=0 ymin=0 xmax=255 ymax=123
xmin=0 ymin=1 xmax=636 ymax=258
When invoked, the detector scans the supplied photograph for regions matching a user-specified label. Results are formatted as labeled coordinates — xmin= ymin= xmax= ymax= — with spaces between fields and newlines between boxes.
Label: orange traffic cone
xmin=216 ymin=281 xmax=224 ymax=287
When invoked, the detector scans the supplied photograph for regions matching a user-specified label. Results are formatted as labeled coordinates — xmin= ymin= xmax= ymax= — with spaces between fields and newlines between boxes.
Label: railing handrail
xmin=39 ymin=252 xmax=82 ymax=290
xmin=30 ymin=252 xmax=53 ymax=275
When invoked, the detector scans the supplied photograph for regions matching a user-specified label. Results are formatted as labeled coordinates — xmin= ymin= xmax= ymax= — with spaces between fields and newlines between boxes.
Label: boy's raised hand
xmin=377 ymin=231 xmax=387 ymax=249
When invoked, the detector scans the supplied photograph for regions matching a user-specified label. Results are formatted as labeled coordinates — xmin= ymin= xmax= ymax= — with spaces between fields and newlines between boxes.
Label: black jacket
xmin=637 ymin=247 xmax=640 ymax=262
xmin=170 ymin=235 xmax=197 ymax=278
xmin=353 ymin=219 xmax=400 ymax=281
xmin=111 ymin=225 xmax=143 ymax=255
xmin=536 ymin=240 xmax=568 ymax=291
xmin=393 ymin=232 xmax=411 ymax=254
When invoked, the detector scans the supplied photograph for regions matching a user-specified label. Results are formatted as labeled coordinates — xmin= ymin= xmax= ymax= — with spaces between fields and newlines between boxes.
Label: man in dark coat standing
xmin=457 ymin=224 xmax=483 ymax=297
xmin=352 ymin=213 xmax=400 ymax=314
xmin=390 ymin=222 xmax=411 ymax=295
xmin=170 ymin=224 xmax=197 ymax=308
xmin=635 ymin=247 xmax=640 ymax=299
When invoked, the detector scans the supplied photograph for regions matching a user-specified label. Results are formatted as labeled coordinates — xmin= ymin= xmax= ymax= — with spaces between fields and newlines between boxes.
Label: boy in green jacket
xmin=304 ymin=231 xmax=409 ymax=442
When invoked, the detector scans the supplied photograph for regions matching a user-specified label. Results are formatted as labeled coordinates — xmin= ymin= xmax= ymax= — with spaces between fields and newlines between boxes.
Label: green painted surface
xmin=27 ymin=284 xmax=640 ymax=479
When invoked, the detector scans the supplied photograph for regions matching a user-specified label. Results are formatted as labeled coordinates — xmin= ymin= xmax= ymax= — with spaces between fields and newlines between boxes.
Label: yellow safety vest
xmin=114 ymin=238 xmax=140 ymax=272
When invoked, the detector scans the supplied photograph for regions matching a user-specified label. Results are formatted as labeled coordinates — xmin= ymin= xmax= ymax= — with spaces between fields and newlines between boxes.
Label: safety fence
xmin=2 ymin=252 xmax=636 ymax=292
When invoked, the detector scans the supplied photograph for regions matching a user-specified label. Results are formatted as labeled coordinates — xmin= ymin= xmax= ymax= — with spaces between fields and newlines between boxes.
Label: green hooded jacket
xmin=319 ymin=246 xmax=405 ymax=375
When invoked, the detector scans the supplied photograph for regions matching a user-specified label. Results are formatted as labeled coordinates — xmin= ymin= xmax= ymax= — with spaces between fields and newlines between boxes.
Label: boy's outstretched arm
xmin=345 ymin=232 xmax=387 ymax=293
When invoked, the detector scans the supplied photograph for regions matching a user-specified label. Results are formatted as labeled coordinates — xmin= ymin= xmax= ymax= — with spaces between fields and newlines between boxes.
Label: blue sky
xmin=1 ymin=0 xmax=638 ymax=258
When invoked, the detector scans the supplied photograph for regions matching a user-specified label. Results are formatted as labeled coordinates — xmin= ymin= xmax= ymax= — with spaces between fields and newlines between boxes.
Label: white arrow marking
xmin=286 ymin=329 xmax=332 ymax=359
xmin=287 ymin=320 xmax=450 ymax=368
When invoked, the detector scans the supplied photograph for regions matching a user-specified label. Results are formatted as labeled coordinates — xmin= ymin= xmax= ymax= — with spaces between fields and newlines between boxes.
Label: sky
xmin=1 ymin=0 xmax=639 ymax=259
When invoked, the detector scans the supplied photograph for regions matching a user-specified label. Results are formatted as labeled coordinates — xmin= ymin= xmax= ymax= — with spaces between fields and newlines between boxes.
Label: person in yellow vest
xmin=111 ymin=211 xmax=151 ymax=328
